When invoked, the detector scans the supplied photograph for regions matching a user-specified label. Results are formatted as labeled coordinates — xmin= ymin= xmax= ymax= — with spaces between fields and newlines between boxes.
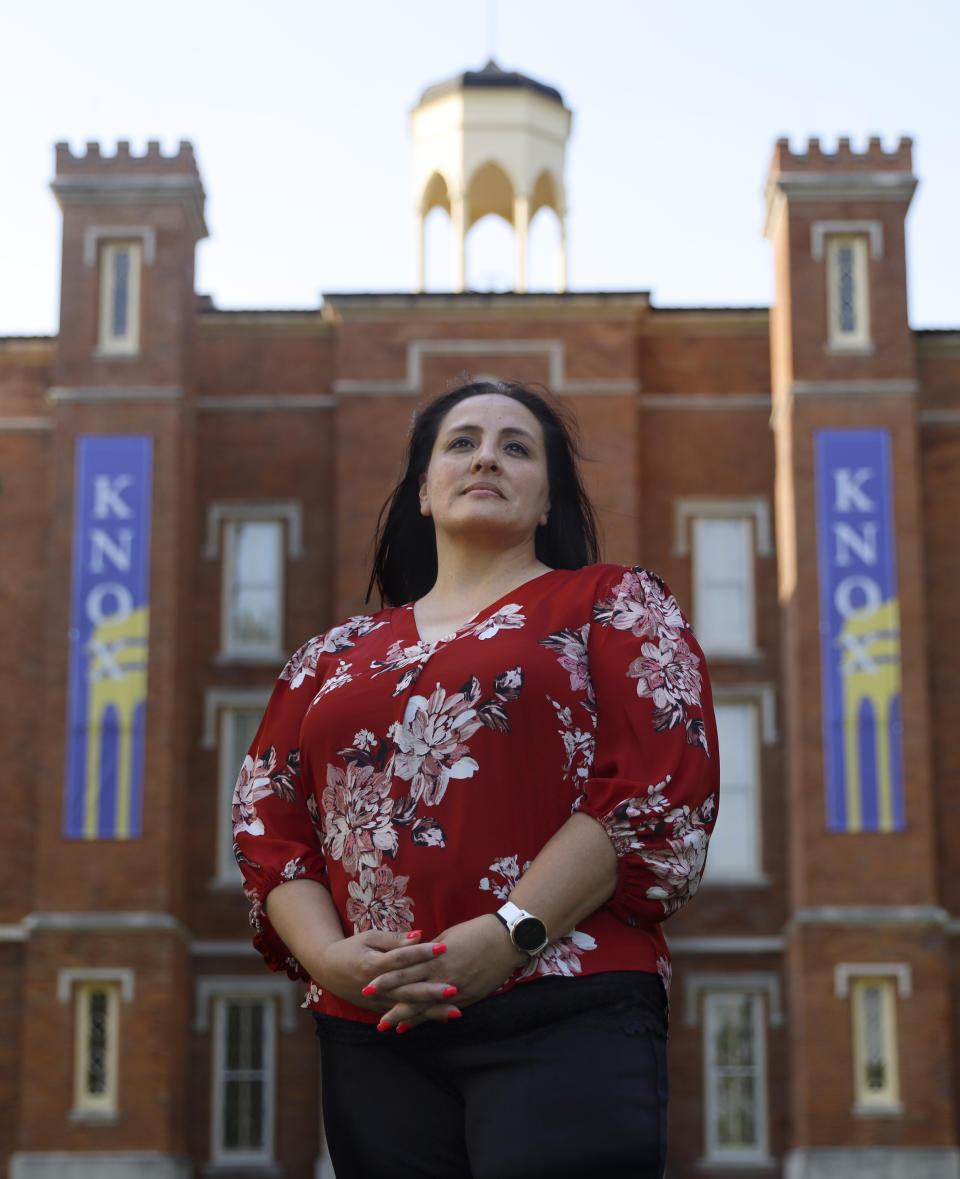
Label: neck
xmin=425 ymin=535 xmax=549 ymax=609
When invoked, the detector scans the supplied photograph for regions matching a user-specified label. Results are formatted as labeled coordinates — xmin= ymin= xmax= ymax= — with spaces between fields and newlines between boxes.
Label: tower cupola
xmin=411 ymin=59 xmax=572 ymax=293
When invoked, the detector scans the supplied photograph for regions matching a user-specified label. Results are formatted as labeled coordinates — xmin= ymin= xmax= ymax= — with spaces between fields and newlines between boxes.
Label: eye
xmin=504 ymin=440 xmax=529 ymax=456
xmin=448 ymin=436 xmax=474 ymax=450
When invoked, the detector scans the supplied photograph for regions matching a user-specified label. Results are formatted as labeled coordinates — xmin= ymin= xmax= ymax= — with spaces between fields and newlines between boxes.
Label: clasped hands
xmin=312 ymin=913 xmax=528 ymax=1033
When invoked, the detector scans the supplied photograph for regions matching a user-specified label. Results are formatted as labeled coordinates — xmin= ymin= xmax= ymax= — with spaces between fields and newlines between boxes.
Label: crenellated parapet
xmin=770 ymin=135 xmax=913 ymax=177
xmin=51 ymin=139 xmax=207 ymax=241
xmin=54 ymin=139 xmax=202 ymax=180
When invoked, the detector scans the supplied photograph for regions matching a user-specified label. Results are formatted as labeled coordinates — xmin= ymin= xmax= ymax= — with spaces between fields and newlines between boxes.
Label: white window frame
xmin=826 ymin=234 xmax=871 ymax=351
xmin=214 ymin=700 xmax=270 ymax=886
xmin=703 ymin=989 xmax=770 ymax=1165
xmin=211 ymin=995 xmax=277 ymax=1168
xmin=221 ymin=518 xmax=285 ymax=659
xmin=702 ymin=700 xmax=763 ymax=884
xmin=850 ymin=977 xmax=901 ymax=1113
xmin=72 ymin=980 xmax=121 ymax=1119
xmin=98 ymin=240 xmax=142 ymax=356
xmin=691 ymin=514 xmax=757 ymax=657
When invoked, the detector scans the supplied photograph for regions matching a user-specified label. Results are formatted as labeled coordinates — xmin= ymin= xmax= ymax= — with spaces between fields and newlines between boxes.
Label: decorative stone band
xmin=790 ymin=905 xmax=950 ymax=928
xmin=9 ymin=1153 xmax=193 ymax=1179
xmin=784 ymin=1147 xmax=960 ymax=1179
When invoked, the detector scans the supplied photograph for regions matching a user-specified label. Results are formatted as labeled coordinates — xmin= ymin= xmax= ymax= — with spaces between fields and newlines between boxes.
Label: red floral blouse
xmin=233 ymin=564 xmax=719 ymax=1023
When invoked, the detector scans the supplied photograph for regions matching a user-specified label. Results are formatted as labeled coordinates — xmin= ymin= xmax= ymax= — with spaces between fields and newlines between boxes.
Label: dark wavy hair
xmin=366 ymin=379 xmax=601 ymax=607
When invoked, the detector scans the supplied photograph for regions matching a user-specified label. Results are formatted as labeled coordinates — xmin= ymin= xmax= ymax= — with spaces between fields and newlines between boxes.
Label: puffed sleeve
xmin=233 ymin=636 xmax=331 ymax=980
xmin=576 ymin=567 xmax=719 ymax=928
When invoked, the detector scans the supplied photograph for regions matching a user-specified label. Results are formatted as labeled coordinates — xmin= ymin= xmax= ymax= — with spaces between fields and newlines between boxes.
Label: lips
xmin=462 ymin=482 xmax=503 ymax=497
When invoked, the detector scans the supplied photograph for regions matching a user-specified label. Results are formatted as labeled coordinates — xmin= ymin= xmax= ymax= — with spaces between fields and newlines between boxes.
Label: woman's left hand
xmin=370 ymin=914 xmax=526 ymax=1031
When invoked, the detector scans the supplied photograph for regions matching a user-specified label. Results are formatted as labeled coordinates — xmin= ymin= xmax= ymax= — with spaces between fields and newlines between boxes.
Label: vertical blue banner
xmin=814 ymin=429 xmax=904 ymax=833
xmin=63 ymin=436 xmax=153 ymax=839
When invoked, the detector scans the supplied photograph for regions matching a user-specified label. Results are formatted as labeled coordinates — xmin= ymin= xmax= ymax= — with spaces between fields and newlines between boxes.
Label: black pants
xmin=314 ymin=971 xmax=668 ymax=1179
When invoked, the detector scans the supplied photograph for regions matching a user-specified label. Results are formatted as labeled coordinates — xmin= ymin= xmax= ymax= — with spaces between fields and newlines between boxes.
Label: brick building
xmin=1 ymin=64 xmax=959 ymax=1179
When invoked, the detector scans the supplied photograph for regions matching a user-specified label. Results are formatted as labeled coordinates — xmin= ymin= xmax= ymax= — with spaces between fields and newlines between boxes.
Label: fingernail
xmin=432 ymin=942 xmax=447 ymax=955
xmin=446 ymin=1009 xmax=462 ymax=1020
xmin=396 ymin=1021 xmax=410 ymax=1034
xmin=406 ymin=930 xmax=422 ymax=940
xmin=442 ymin=985 xmax=458 ymax=997
xmin=361 ymin=984 xmax=377 ymax=997
xmin=376 ymin=1019 xmax=391 ymax=1032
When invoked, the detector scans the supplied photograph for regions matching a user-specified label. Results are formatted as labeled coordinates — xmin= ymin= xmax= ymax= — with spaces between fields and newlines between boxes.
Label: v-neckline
xmin=395 ymin=568 xmax=559 ymax=647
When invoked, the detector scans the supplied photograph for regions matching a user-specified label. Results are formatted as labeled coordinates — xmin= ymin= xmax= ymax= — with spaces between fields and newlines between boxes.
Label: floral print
xmin=346 ymin=864 xmax=415 ymax=932
xmin=322 ymin=759 xmax=398 ymax=873
xmin=600 ymin=777 xmax=717 ymax=916
xmin=233 ymin=564 xmax=718 ymax=1022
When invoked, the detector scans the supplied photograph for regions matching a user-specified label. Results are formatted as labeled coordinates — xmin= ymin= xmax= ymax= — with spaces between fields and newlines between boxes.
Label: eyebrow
xmin=442 ymin=423 xmax=538 ymax=442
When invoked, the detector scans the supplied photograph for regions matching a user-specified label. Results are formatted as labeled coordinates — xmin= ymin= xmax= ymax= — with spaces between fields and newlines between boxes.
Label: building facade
xmin=1 ymin=67 xmax=959 ymax=1179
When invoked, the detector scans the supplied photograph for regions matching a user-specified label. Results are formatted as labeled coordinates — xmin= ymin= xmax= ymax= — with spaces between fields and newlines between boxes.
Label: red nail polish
xmin=361 ymin=984 xmax=377 ymax=997
xmin=442 ymin=985 xmax=458 ymax=997
xmin=376 ymin=1019 xmax=391 ymax=1032
xmin=396 ymin=1021 xmax=410 ymax=1034
xmin=432 ymin=942 xmax=447 ymax=955
xmin=406 ymin=930 xmax=422 ymax=940
xmin=446 ymin=1009 xmax=462 ymax=1020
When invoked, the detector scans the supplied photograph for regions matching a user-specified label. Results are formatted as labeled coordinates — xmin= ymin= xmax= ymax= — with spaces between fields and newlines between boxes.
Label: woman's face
xmin=418 ymin=394 xmax=551 ymax=549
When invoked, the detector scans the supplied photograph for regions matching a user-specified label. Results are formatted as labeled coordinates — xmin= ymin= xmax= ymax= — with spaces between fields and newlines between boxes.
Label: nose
xmin=471 ymin=446 xmax=500 ymax=472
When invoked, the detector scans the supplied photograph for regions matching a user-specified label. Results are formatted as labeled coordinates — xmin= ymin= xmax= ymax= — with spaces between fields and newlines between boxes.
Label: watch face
xmin=512 ymin=915 xmax=547 ymax=954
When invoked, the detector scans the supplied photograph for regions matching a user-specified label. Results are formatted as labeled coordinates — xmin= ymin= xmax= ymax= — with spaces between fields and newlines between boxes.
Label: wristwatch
xmin=495 ymin=900 xmax=549 ymax=956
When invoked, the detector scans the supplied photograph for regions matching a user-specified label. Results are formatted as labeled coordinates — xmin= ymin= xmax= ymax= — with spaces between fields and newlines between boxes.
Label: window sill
xmin=69 ymin=1108 xmax=118 ymax=1125
xmin=852 ymin=1100 xmax=904 ymax=1118
xmin=697 ymin=1154 xmax=777 ymax=1171
xmin=213 ymin=650 xmax=287 ymax=667
xmin=208 ymin=875 xmax=244 ymax=893
xmin=202 ymin=1164 xmax=282 ymax=1177
xmin=93 ymin=347 xmax=140 ymax=360
xmin=824 ymin=341 xmax=875 ymax=356
xmin=698 ymin=647 xmax=765 ymax=663
xmin=701 ymin=873 xmax=771 ymax=889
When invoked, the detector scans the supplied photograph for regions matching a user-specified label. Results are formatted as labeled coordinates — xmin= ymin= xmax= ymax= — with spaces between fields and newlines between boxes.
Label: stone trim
xmin=193 ymin=975 xmax=300 ymax=1033
xmin=641 ymin=393 xmax=771 ymax=410
xmin=201 ymin=687 xmax=273 ymax=750
xmin=789 ymin=379 xmax=918 ymax=397
xmin=23 ymin=911 xmax=190 ymax=938
xmin=83 ymin=226 xmax=157 ymax=266
xmin=668 ymin=936 xmax=784 ymax=954
xmin=811 ymin=219 xmax=884 ymax=260
xmin=332 ymin=338 xmax=641 ymax=396
xmin=190 ymin=940 xmax=258 ymax=957
xmin=791 ymin=905 xmax=948 ymax=927
xmin=0 ymin=417 xmax=52 ymax=431
xmin=682 ymin=971 xmax=783 ymax=1027
xmin=672 ymin=496 xmax=773 ymax=557
xmin=196 ymin=394 xmax=336 ymax=410
xmin=835 ymin=962 xmax=912 ymax=999
xmin=920 ymin=410 xmax=960 ymax=425
xmin=57 ymin=967 xmax=135 ymax=1003
xmin=51 ymin=173 xmax=208 ymax=240
xmin=203 ymin=500 xmax=303 ymax=560
xmin=48 ymin=386 xmax=183 ymax=402
xmin=784 ymin=1147 xmax=960 ymax=1179
xmin=10 ymin=1153 xmax=193 ymax=1179
xmin=711 ymin=682 xmax=779 ymax=745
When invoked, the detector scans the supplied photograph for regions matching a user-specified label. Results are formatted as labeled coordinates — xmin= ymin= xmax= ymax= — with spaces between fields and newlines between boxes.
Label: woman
xmin=233 ymin=379 xmax=719 ymax=1178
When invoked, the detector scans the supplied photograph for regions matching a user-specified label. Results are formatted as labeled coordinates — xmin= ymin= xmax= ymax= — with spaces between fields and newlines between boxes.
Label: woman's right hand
xmin=310 ymin=930 xmax=460 ymax=1022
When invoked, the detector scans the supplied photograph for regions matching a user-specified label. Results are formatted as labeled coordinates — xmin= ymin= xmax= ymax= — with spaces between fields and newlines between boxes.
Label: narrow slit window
xmin=702 ymin=702 xmax=761 ymax=881
xmin=73 ymin=982 xmax=120 ymax=1115
xmin=222 ymin=519 xmax=284 ymax=656
xmin=219 ymin=706 xmax=267 ymax=880
xmin=704 ymin=990 xmax=768 ymax=1161
xmin=852 ymin=977 xmax=900 ymax=1110
xmin=826 ymin=235 xmax=871 ymax=349
xmin=692 ymin=516 xmax=755 ymax=655
xmin=98 ymin=241 xmax=142 ymax=355
xmin=213 ymin=997 xmax=275 ymax=1165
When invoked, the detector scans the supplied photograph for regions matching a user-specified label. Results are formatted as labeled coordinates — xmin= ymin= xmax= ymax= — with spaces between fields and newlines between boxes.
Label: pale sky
xmin=2 ymin=0 xmax=958 ymax=335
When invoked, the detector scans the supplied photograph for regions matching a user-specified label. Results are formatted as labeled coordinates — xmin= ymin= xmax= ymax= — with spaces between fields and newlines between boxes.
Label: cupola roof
xmin=418 ymin=58 xmax=565 ymax=107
